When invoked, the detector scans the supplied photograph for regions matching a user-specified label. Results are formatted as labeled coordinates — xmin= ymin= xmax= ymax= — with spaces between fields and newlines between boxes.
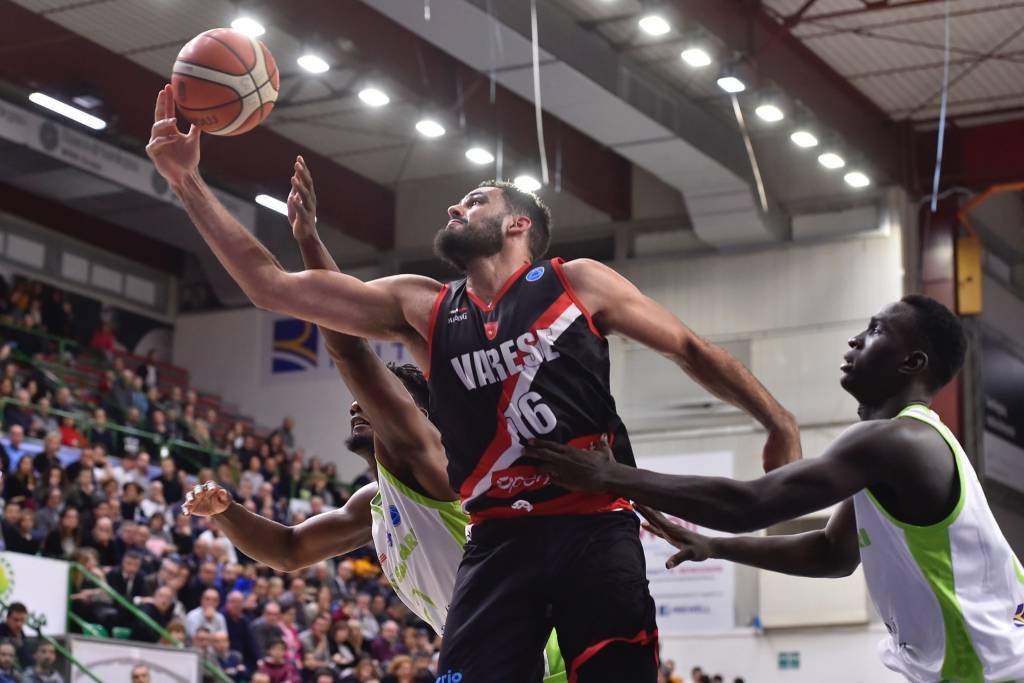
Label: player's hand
xmin=287 ymin=155 xmax=317 ymax=241
xmin=524 ymin=437 xmax=618 ymax=493
xmin=762 ymin=417 xmax=802 ymax=472
xmin=636 ymin=504 xmax=714 ymax=568
xmin=146 ymin=84 xmax=201 ymax=188
xmin=181 ymin=481 xmax=231 ymax=518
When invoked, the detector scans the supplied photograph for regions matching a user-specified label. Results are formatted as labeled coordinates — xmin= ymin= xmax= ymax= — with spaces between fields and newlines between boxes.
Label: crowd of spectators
xmin=0 ymin=279 xmax=434 ymax=683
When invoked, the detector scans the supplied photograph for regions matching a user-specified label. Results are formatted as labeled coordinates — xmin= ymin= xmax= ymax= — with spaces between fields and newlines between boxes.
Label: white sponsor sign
xmin=69 ymin=636 xmax=202 ymax=683
xmin=0 ymin=98 xmax=255 ymax=228
xmin=0 ymin=552 xmax=69 ymax=635
xmin=636 ymin=452 xmax=736 ymax=634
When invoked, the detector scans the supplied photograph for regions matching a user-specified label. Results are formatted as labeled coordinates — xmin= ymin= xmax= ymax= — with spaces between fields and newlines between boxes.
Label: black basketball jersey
xmin=426 ymin=258 xmax=635 ymax=523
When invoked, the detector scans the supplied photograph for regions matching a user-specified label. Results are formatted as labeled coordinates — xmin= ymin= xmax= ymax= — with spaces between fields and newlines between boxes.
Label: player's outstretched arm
xmin=286 ymin=159 xmax=453 ymax=500
xmin=638 ymin=502 xmax=860 ymax=578
xmin=146 ymin=85 xmax=438 ymax=343
xmin=527 ymin=419 xmax=898 ymax=533
xmin=561 ymin=259 xmax=799 ymax=471
xmin=181 ymin=482 xmax=376 ymax=572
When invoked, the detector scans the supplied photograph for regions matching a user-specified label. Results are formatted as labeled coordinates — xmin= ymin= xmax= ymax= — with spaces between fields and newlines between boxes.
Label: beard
xmin=433 ymin=215 xmax=504 ymax=271
xmin=344 ymin=432 xmax=374 ymax=456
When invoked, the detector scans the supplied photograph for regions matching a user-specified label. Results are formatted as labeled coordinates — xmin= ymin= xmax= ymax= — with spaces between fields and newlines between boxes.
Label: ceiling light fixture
xmin=465 ymin=147 xmax=495 ymax=165
xmin=358 ymin=88 xmax=390 ymax=107
xmin=514 ymin=175 xmax=542 ymax=192
xmin=755 ymin=103 xmax=784 ymax=122
xmin=818 ymin=152 xmax=846 ymax=170
xmin=680 ymin=47 xmax=712 ymax=68
xmin=28 ymin=92 xmax=106 ymax=130
xmin=844 ymin=171 xmax=871 ymax=188
xmin=297 ymin=54 xmax=330 ymax=74
xmin=415 ymin=119 xmax=446 ymax=138
xmin=716 ymin=76 xmax=746 ymax=93
xmin=255 ymin=194 xmax=289 ymax=216
xmin=790 ymin=130 xmax=819 ymax=148
xmin=230 ymin=17 xmax=265 ymax=38
xmin=638 ymin=15 xmax=671 ymax=36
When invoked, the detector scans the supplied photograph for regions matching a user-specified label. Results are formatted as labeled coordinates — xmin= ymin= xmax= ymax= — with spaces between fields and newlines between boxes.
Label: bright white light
xmin=231 ymin=17 xmax=265 ymax=38
xmin=844 ymin=171 xmax=871 ymax=188
xmin=415 ymin=119 xmax=446 ymax=138
xmin=790 ymin=130 xmax=819 ymax=148
xmin=465 ymin=147 xmax=495 ymax=165
xmin=755 ymin=104 xmax=784 ymax=122
xmin=680 ymin=48 xmax=712 ymax=68
xmin=255 ymin=194 xmax=288 ymax=216
xmin=358 ymin=88 xmax=390 ymax=107
xmin=298 ymin=54 xmax=330 ymax=74
xmin=28 ymin=92 xmax=106 ymax=130
xmin=818 ymin=152 xmax=846 ymax=170
xmin=638 ymin=15 xmax=671 ymax=36
xmin=716 ymin=76 xmax=746 ymax=93
xmin=514 ymin=175 xmax=542 ymax=192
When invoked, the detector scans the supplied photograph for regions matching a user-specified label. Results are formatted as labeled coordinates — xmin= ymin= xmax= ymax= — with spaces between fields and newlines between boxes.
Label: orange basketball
xmin=171 ymin=28 xmax=279 ymax=136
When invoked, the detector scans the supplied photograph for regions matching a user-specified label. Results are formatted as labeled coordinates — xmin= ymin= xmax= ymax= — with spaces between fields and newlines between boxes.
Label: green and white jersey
xmin=368 ymin=462 xmax=567 ymax=683
xmin=369 ymin=462 xmax=466 ymax=635
xmin=853 ymin=404 xmax=1024 ymax=683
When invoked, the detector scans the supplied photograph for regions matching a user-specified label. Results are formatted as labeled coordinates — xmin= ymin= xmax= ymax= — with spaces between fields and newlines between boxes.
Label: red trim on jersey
xmin=567 ymin=628 xmax=659 ymax=683
xmin=465 ymin=262 xmax=532 ymax=313
xmin=468 ymin=493 xmax=633 ymax=524
xmin=458 ymin=292 xmax=577 ymax=502
xmin=551 ymin=257 xmax=603 ymax=339
xmin=423 ymin=284 xmax=450 ymax=380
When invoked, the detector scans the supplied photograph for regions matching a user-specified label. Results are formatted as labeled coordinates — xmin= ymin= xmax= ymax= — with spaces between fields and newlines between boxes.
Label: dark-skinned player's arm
xmin=560 ymin=259 xmax=799 ymax=471
xmin=145 ymin=84 xmax=440 ymax=359
xmin=636 ymin=501 xmax=860 ymax=578
xmin=286 ymin=159 xmax=454 ymax=501
xmin=181 ymin=482 xmax=376 ymax=573
xmin=526 ymin=418 xmax=904 ymax=533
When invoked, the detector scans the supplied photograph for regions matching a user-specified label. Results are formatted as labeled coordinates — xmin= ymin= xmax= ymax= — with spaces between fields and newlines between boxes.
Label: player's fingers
xmin=146 ymin=137 xmax=179 ymax=153
xmin=635 ymin=504 xmax=671 ymax=531
xmin=293 ymin=179 xmax=314 ymax=210
xmin=154 ymin=88 xmax=165 ymax=124
xmin=297 ymin=157 xmax=315 ymax=190
xmin=164 ymin=84 xmax=175 ymax=120
xmin=180 ymin=503 xmax=191 ymax=517
xmin=186 ymin=124 xmax=200 ymax=141
xmin=640 ymin=522 xmax=668 ymax=540
xmin=666 ymin=548 xmax=695 ymax=569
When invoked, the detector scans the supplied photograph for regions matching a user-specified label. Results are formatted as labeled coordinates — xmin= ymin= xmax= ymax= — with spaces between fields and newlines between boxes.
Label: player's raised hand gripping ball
xmin=171 ymin=28 xmax=279 ymax=136
xmin=182 ymin=481 xmax=232 ymax=518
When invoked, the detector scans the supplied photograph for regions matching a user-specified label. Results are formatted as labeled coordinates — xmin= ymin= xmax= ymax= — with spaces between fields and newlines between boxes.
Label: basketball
xmin=171 ymin=28 xmax=279 ymax=136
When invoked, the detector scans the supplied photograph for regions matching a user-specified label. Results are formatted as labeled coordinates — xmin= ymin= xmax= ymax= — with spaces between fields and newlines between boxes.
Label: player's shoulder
xmin=370 ymin=273 xmax=444 ymax=295
xmin=557 ymin=258 xmax=629 ymax=289
xmin=836 ymin=417 xmax=939 ymax=459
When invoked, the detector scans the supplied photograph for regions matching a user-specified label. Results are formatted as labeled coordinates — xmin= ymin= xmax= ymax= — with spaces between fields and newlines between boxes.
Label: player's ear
xmin=507 ymin=214 xmax=531 ymax=237
xmin=900 ymin=349 xmax=928 ymax=376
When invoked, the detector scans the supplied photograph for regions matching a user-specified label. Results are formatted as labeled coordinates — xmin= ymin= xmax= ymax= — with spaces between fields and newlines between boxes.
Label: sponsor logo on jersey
xmin=447 ymin=308 xmax=469 ymax=324
xmin=526 ymin=266 xmax=545 ymax=282
xmin=449 ymin=328 xmax=562 ymax=390
xmin=511 ymin=499 xmax=534 ymax=512
xmin=483 ymin=320 xmax=499 ymax=340
xmin=858 ymin=528 xmax=872 ymax=548
xmin=389 ymin=504 xmax=402 ymax=526
xmin=436 ymin=671 xmax=463 ymax=683
xmin=378 ymin=552 xmax=388 ymax=565
xmin=491 ymin=466 xmax=551 ymax=498
xmin=1014 ymin=603 xmax=1024 ymax=628
xmin=386 ymin=532 xmax=394 ymax=547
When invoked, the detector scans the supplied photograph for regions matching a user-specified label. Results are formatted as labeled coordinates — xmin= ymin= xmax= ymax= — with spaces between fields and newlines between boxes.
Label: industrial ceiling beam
xmin=668 ymin=0 xmax=908 ymax=187
xmin=258 ymin=0 xmax=633 ymax=221
xmin=914 ymin=119 xmax=1024 ymax=192
xmin=0 ymin=0 xmax=395 ymax=249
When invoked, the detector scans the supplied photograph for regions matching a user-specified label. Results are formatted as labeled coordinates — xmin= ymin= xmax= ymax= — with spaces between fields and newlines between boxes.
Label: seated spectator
xmin=4 ymin=388 xmax=33 ymax=432
xmin=89 ymin=321 xmax=116 ymax=355
xmin=4 ymin=508 xmax=41 ymax=555
xmin=4 ymin=454 xmax=37 ymax=501
xmin=381 ymin=655 xmax=431 ymax=683
xmin=69 ymin=548 xmax=118 ymax=631
xmin=28 ymin=398 xmax=59 ymax=441
xmin=33 ymin=487 xmax=63 ymax=538
xmin=64 ymin=446 xmax=97 ymax=485
xmin=32 ymin=432 xmax=62 ymax=476
xmin=145 ymin=514 xmax=172 ymax=557
xmin=87 ymin=408 xmax=117 ymax=454
xmin=299 ymin=613 xmax=331 ymax=664
xmin=185 ymin=589 xmax=227 ymax=639
xmin=164 ymin=386 xmax=184 ymax=423
xmin=1 ymin=424 xmax=28 ymax=470
xmin=22 ymin=639 xmax=64 ymax=683
xmin=369 ymin=620 xmax=404 ymax=667
xmin=328 ymin=620 xmax=358 ymax=671
xmin=131 ymin=375 xmax=149 ymax=419
xmin=252 ymin=601 xmax=284 ymax=658
xmin=137 ymin=350 xmax=160 ymax=390
xmin=159 ymin=619 xmax=187 ymax=648
xmin=139 ymin=481 xmax=168 ymax=521
xmin=120 ymin=482 xmax=145 ymax=523
xmin=0 ymin=641 xmax=19 ymax=683
xmin=58 ymin=415 xmax=84 ymax=448
xmin=0 ymin=602 xmax=31 ymax=669
xmin=64 ymin=469 xmax=103 ymax=516
xmin=212 ymin=630 xmax=247 ymax=681
xmin=170 ymin=513 xmax=194 ymax=557
xmin=42 ymin=506 xmax=82 ymax=560
xmin=146 ymin=410 xmax=173 ymax=452
xmin=52 ymin=386 xmax=76 ymax=415
xmin=339 ymin=658 xmax=380 ymax=683
xmin=34 ymin=467 xmax=65 ymax=508
xmin=136 ymin=586 xmax=176 ymax=642
xmin=222 ymin=590 xmax=259 ymax=672
xmin=312 ymin=669 xmax=336 ymax=683
xmin=82 ymin=516 xmax=119 ymax=568
xmin=108 ymin=551 xmax=151 ymax=607
xmin=112 ymin=452 xmax=148 ymax=490
xmin=257 ymin=640 xmax=301 ymax=683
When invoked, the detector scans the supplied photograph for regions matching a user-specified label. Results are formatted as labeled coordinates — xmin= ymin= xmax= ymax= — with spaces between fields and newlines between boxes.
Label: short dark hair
xmin=900 ymin=294 xmax=967 ymax=390
xmin=479 ymin=180 xmax=552 ymax=261
xmin=387 ymin=363 xmax=429 ymax=410
xmin=6 ymin=603 xmax=26 ymax=616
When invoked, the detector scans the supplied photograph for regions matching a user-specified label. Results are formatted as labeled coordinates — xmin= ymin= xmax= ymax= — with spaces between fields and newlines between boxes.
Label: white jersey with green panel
xmin=853 ymin=404 xmax=1024 ymax=683
xmin=369 ymin=462 xmax=567 ymax=682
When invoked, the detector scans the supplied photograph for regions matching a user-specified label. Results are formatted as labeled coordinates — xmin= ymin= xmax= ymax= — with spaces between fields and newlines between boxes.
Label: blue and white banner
xmin=636 ymin=452 xmax=736 ymax=634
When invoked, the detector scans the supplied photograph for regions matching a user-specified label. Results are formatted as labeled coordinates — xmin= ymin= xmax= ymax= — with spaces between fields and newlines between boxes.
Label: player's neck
xmin=857 ymin=389 xmax=932 ymax=421
xmin=464 ymin=250 xmax=531 ymax=304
